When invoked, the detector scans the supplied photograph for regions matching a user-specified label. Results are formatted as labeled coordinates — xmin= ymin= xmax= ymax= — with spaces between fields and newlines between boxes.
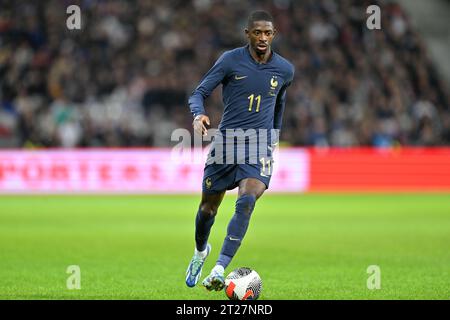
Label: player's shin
xmin=217 ymin=194 xmax=256 ymax=269
xmin=195 ymin=209 xmax=216 ymax=252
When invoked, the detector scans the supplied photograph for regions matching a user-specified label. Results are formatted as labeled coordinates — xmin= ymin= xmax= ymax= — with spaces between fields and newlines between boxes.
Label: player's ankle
xmin=212 ymin=264 xmax=224 ymax=275
xmin=195 ymin=247 xmax=208 ymax=258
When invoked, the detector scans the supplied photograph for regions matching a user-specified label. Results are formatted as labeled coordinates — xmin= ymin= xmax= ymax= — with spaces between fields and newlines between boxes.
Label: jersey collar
xmin=245 ymin=44 xmax=275 ymax=65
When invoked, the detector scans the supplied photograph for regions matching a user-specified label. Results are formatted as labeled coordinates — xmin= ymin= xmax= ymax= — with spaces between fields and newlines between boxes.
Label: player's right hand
xmin=193 ymin=114 xmax=210 ymax=136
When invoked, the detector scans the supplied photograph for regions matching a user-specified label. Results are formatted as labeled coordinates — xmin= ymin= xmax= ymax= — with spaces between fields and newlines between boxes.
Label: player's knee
xmin=199 ymin=203 xmax=218 ymax=218
xmin=235 ymin=194 xmax=256 ymax=216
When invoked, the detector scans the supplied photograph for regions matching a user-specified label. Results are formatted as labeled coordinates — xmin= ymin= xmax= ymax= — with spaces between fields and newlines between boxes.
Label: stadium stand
xmin=0 ymin=0 xmax=448 ymax=148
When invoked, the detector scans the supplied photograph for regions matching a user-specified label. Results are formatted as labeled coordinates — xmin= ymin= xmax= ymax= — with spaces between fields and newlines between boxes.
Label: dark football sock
xmin=217 ymin=194 xmax=256 ymax=269
xmin=195 ymin=209 xmax=216 ymax=252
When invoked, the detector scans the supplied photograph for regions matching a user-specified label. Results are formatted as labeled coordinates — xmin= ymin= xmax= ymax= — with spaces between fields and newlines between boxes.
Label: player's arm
xmin=272 ymin=82 xmax=291 ymax=146
xmin=273 ymin=66 xmax=295 ymax=145
xmin=189 ymin=52 xmax=229 ymax=136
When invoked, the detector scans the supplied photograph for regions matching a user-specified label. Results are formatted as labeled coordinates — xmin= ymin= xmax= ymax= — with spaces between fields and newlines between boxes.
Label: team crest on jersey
xmin=269 ymin=76 xmax=278 ymax=96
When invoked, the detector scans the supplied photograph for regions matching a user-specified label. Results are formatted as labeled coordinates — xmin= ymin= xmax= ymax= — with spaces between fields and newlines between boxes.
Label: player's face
xmin=246 ymin=21 xmax=276 ymax=55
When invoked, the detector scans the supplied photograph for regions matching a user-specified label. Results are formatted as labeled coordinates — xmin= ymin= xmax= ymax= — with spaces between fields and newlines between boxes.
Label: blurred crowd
xmin=0 ymin=0 xmax=449 ymax=148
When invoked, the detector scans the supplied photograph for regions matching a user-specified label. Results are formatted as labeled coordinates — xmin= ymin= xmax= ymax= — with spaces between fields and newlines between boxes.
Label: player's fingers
xmin=193 ymin=122 xmax=202 ymax=136
xmin=205 ymin=117 xmax=210 ymax=126
xmin=201 ymin=124 xmax=208 ymax=136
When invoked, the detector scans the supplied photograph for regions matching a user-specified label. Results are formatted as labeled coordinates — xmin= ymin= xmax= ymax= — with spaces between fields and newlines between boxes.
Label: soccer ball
xmin=224 ymin=267 xmax=262 ymax=300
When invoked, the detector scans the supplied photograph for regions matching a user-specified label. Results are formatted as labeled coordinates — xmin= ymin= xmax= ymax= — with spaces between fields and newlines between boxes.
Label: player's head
xmin=245 ymin=10 xmax=276 ymax=56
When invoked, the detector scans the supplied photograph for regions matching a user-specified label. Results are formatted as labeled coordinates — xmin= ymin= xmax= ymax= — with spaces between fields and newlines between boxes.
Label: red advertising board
xmin=309 ymin=148 xmax=450 ymax=192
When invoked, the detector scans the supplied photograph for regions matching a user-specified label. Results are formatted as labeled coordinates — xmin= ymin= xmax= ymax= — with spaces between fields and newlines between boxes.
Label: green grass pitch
xmin=0 ymin=194 xmax=449 ymax=300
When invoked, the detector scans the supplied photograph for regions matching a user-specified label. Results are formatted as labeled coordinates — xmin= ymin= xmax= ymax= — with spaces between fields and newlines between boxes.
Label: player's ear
xmin=245 ymin=28 xmax=249 ymax=38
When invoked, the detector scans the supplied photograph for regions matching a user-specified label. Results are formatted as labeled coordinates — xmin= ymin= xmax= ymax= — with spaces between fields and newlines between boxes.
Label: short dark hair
xmin=247 ymin=10 xmax=274 ymax=29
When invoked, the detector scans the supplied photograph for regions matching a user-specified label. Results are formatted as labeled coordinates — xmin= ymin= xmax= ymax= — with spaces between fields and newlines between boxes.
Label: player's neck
xmin=248 ymin=46 xmax=272 ymax=64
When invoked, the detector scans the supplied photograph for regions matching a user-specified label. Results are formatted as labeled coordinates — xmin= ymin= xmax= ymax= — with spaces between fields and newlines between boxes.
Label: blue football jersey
xmin=189 ymin=45 xmax=295 ymax=132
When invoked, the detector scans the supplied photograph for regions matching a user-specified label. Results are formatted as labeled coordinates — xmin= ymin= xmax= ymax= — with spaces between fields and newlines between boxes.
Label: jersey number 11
xmin=248 ymin=94 xmax=261 ymax=112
